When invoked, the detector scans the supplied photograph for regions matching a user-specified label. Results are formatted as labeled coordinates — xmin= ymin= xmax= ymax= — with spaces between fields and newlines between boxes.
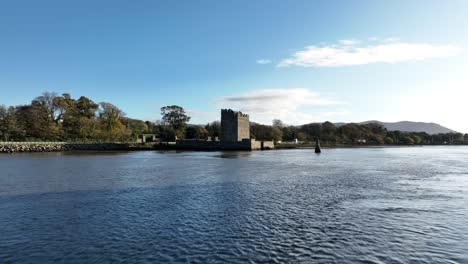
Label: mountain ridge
xmin=335 ymin=121 xmax=456 ymax=134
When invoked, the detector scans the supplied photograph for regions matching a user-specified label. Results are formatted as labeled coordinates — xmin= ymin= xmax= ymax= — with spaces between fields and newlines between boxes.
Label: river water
xmin=0 ymin=147 xmax=467 ymax=263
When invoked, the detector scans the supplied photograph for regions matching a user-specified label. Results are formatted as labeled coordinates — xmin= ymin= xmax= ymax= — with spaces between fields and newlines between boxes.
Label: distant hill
xmin=335 ymin=121 xmax=456 ymax=134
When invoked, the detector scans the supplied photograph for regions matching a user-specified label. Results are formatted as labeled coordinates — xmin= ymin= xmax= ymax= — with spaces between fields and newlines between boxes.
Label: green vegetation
xmin=1 ymin=92 xmax=467 ymax=145
xmin=160 ymin=105 xmax=191 ymax=139
xmin=268 ymin=120 xmax=468 ymax=146
xmin=0 ymin=92 xmax=182 ymax=142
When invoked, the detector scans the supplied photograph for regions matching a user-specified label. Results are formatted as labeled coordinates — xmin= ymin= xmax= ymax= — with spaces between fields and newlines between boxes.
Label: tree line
xmin=0 ymin=92 xmax=184 ymax=142
xmin=259 ymin=120 xmax=468 ymax=146
xmin=1 ymin=92 xmax=467 ymax=145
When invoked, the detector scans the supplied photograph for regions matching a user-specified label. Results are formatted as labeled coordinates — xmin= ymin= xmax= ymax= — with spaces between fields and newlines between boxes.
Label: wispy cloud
xmin=382 ymin=37 xmax=400 ymax=43
xmin=278 ymin=39 xmax=461 ymax=67
xmin=217 ymin=88 xmax=346 ymax=125
xmin=321 ymin=109 xmax=350 ymax=117
xmin=339 ymin=39 xmax=359 ymax=45
xmin=186 ymin=109 xmax=218 ymax=124
xmin=256 ymin=59 xmax=271 ymax=65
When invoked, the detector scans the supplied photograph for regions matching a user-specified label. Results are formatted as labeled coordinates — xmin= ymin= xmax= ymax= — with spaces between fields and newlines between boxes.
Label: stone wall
xmin=175 ymin=139 xmax=274 ymax=151
xmin=0 ymin=142 xmax=154 ymax=153
xmin=0 ymin=140 xmax=274 ymax=153
xmin=261 ymin=141 xmax=275 ymax=150
xmin=0 ymin=142 xmax=66 ymax=153
xmin=237 ymin=114 xmax=250 ymax=142
xmin=174 ymin=139 xmax=250 ymax=150
xmin=249 ymin=140 xmax=274 ymax=150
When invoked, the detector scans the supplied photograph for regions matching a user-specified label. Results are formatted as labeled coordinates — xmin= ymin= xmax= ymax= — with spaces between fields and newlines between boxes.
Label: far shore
xmin=1 ymin=141 xmax=465 ymax=153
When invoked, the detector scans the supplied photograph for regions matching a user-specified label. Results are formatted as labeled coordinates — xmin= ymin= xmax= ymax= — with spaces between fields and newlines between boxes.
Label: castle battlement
xmin=221 ymin=109 xmax=249 ymax=118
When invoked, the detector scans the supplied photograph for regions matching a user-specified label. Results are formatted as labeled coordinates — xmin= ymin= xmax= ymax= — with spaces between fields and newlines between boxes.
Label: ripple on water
xmin=0 ymin=147 xmax=468 ymax=263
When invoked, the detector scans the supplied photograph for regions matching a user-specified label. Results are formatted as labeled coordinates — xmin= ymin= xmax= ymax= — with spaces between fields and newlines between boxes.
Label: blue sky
xmin=1 ymin=0 xmax=467 ymax=132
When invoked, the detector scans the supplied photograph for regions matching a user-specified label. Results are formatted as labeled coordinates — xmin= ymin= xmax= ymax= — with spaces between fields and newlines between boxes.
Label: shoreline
xmin=1 ymin=142 xmax=465 ymax=153
xmin=0 ymin=142 xmax=158 ymax=153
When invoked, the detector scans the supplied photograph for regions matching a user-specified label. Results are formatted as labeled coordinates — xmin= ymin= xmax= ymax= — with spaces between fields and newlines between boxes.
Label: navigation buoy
xmin=315 ymin=137 xmax=321 ymax=154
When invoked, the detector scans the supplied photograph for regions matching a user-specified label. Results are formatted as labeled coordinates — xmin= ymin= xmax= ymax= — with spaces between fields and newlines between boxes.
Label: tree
xmin=300 ymin=123 xmax=322 ymax=141
xmin=296 ymin=132 xmax=307 ymax=141
xmin=184 ymin=126 xmax=209 ymax=140
xmin=205 ymin=121 xmax=221 ymax=138
xmin=59 ymin=95 xmax=100 ymax=140
xmin=410 ymin=135 xmax=422 ymax=144
xmin=124 ymin=118 xmax=149 ymax=139
xmin=161 ymin=105 xmax=190 ymax=130
xmin=384 ymin=137 xmax=394 ymax=144
xmin=159 ymin=125 xmax=176 ymax=141
xmin=98 ymin=102 xmax=130 ymax=141
xmin=0 ymin=105 xmax=22 ymax=141
xmin=272 ymin=119 xmax=285 ymax=128
xmin=77 ymin=117 xmax=99 ymax=141
xmin=99 ymin=102 xmax=125 ymax=127
xmin=76 ymin=96 xmax=99 ymax=119
xmin=33 ymin=91 xmax=59 ymax=124
xmin=249 ymin=123 xmax=261 ymax=139
xmin=402 ymin=136 xmax=415 ymax=145
xmin=339 ymin=123 xmax=361 ymax=144
xmin=251 ymin=123 xmax=281 ymax=141
xmin=388 ymin=130 xmax=402 ymax=144
xmin=185 ymin=126 xmax=198 ymax=139
xmin=52 ymin=93 xmax=75 ymax=124
xmin=270 ymin=127 xmax=283 ymax=142
xmin=15 ymin=104 xmax=56 ymax=140
xmin=197 ymin=127 xmax=209 ymax=140
xmin=452 ymin=133 xmax=465 ymax=145
xmin=281 ymin=126 xmax=296 ymax=141
xmin=161 ymin=105 xmax=190 ymax=139
xmin=322 ymin=121 xmax=337 ymax=143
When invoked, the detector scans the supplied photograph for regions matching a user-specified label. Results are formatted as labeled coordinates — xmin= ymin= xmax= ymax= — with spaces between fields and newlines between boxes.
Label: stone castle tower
xmin=220 ymin=109 xmax=250 ymax=142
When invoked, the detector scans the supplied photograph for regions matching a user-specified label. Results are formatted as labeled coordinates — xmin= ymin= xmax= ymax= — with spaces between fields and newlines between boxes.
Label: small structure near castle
xmin=175 ymin=109 xmax=274 ymax=150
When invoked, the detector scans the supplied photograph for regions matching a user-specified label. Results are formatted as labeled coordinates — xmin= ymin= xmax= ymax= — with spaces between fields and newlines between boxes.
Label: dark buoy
xmin=315 ymin=137 xmax=321 ymax=154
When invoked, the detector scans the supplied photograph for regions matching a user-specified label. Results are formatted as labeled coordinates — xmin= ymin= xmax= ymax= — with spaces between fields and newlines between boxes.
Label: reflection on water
xmin=1 ymin=147 xmax=467 ymax=263
xmin=216 ymin=151 xmax=253 ymax=159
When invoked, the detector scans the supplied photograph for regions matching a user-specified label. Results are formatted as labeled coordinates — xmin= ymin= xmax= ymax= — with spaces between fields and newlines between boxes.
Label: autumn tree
xmin=205 ymin=121 xmax=221 ymax=138
xmin=123 ymin=118 xmax=149 ymax=139
xmin=60 ymin=95 xmax=99 ymax=140
xmin=15 ymin=103 xmax=55 ymax=140
xmin=98 ymin=102 xmax=130 ymax=141
xmin=0 ymin=105 xmax=22 ymax=141
xmin=33 ymin=92 xmax=60 ymax=124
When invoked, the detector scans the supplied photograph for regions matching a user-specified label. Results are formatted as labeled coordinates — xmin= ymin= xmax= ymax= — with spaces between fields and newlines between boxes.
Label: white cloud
xmin=321 ymin=109 xmax=350 ymax=117
xmin=256 ymin=59 xmax=271 ymax=65
xmin=382 ymin=37 xmax=400 ymax=43
xmin=339 ymin=39 xmax=359 ymax=45
xmin=217 ymin=88 xmax=346 ymax=125
xmin=277 ymin=39 xmax=461 ymax=67
xmin=186 ymin=109 xmax=218 ymax=124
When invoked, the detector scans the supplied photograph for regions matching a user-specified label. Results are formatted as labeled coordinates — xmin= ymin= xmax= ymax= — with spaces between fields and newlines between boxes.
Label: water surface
xmin=1 ymin=147 xmax=467 ymax=263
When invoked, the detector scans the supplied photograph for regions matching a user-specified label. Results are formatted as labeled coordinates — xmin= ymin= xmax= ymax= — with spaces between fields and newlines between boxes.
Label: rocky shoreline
xmin=0 ymin=142 xmax=157 ymax=153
